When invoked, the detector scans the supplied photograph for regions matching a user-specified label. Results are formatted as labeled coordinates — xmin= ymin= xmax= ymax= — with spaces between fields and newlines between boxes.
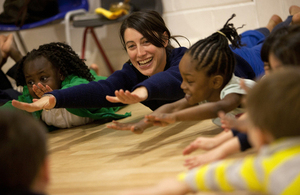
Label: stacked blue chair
xmin=0 ymin=0 xmax=89 ymax=53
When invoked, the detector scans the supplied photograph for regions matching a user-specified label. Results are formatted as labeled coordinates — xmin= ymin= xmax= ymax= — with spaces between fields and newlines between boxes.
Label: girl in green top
xmin=1 ymin=42 xmax=130 ymax=129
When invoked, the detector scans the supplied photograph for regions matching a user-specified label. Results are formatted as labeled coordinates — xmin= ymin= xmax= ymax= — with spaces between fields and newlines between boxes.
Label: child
xmin=0 ymin=109 xmax=49 ymax=194
xmin=119 ymin=67 xmax=300 ymax=195
xmin=108 ymin=14 xmax=256 ymax=134
xmin=1 ymin=42 xmax=130 ymax=129
xmin=183 ymin=11 xmax=300 ymax=169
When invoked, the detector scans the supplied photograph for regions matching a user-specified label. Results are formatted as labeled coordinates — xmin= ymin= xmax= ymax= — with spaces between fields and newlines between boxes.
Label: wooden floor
xmin=48 ymin=103 xmax=254 ymax=195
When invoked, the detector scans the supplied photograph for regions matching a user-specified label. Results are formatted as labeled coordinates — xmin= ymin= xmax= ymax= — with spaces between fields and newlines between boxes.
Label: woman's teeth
xmin=139 ymin=58 xmax=153 ymax=65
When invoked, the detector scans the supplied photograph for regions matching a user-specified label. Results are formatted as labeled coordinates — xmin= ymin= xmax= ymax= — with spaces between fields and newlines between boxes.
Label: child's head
xmin=246 ymin=67 xmax=300 ymax=148
xmin=16 ymin=42 xmax=94 ymax=98
xmin=268 ymin=24 xmax=300 ymax=71
xmin=179 ymin=14 xmax=242 ymax=105
xmin=0 ymin=109 xmax=49 ymax=193
xmin=260 ymin=26 xmax=289 ymax=74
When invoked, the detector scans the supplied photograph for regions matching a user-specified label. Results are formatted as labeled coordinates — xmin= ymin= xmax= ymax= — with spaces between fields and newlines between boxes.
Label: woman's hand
xmin=33 ymin=83 xmax=53 ymax=98
xmin=106 ymin=86 xmax=148 ymax=104
xmin=12 ymin=95 xmax=56 ymax=112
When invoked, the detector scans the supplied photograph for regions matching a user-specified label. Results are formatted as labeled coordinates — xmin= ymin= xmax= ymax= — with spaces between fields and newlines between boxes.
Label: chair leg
xmin=15 ymin=31 xmax=28 ymax=54
xmin=81 ymin=27 xmax=89 ymax=60
xmin=81 ymin=27 xmax=114 ymax=74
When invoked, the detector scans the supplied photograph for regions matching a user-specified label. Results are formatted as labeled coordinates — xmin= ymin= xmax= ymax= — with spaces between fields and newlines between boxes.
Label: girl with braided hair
xmin=1 ymin=42 xmax=130 ymax=129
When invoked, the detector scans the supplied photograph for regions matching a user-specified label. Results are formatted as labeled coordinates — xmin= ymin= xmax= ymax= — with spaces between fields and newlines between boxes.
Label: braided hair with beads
xmin=16 ymin=42 xmax=94 ymax=86
xmin=187 ymin=14 xmax=244 ymax=87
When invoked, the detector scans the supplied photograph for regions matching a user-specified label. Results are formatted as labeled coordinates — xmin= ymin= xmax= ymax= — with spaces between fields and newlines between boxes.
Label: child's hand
xmin=183 ymin=136 xmax=219 ymax=155
xmin=218 ymin=111 xmax=237 ymax=132
xmin=107 ymin=120 xmax=149 ymax=134
xmin=145 ymin=113 xmax=176 ymax=126
xmin=12 ymin=95 xmax=56 ymax=112
xmin=184 ymin=156 xmax=204 ymax=170
xmin=33 ymin=83 xmax=53 ymax=98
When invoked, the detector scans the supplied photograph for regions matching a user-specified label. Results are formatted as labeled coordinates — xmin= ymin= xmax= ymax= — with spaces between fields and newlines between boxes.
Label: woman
xmin=12 ymin=11 xmax=187 ymax=111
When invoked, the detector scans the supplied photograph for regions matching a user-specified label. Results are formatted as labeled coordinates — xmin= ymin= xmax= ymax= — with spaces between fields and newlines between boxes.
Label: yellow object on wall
xmin=95 ymin=7 xmax=128 ymax=20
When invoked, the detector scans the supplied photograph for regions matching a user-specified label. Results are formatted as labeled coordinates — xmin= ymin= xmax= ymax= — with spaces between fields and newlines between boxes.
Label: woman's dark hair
xmin=119 ymin=10 xmax=181 ymax=58
xmin=16 ymin=42 xmax=94 ymax=86
xmin=270 ymin=24 xmax=300 ymax=65
xmin=187 ymin=14 xmax=243 ymax=87
xmin=260 ymin=26 xmax=289 ymax=63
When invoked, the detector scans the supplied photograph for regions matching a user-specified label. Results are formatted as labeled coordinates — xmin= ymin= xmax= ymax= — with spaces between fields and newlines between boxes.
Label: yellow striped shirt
xmin=179 ymin=137 xmax=300 ymax=195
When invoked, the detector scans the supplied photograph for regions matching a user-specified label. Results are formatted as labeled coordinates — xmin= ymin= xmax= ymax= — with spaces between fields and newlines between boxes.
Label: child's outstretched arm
xmin=119 ymin=151 xmax=267 ymax=195
xmin=146 ymin=93 xmax=242 ymax=126
xmin=118 ymin=178 xmax=192 ymax=195
xmin=107 ymin=98 xmax=193 ymax=134
xmin=107 ymin=120 xmax=153 ymax=134
xmin=184 ymin=136 xmax=240 ymax=169
xmin=182 ymin=130 xmax=234 ymax=155
xmin=145 ymin=98 xmax=195 ymax=126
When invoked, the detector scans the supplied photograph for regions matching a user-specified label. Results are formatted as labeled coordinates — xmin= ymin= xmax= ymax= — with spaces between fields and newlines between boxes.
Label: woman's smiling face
xmin=124 ymin=28 xmax=168 ymax=76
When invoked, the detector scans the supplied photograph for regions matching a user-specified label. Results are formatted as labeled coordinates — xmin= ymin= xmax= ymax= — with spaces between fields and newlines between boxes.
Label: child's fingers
xmin=131 ymin=126 xmax=144 ymax=134
xmin=32 ymin=85 xmax=44 ymax=98
xmin=144 ymin=115 xmax=156 ymax=121
xmin=218 ymin=111 xmax=226 ymax=119
xmin=183 ymin=157 xmax=196 ymax=167
xmin=182 ymin=145 xmax=194 ymax=155
xmin=45 ymin=85 xmax=53 ymax=92
xmin=37 ymin=83 xmax=47 ymax=92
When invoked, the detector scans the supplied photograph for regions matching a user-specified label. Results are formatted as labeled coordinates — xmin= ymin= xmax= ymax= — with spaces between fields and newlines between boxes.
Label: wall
xmin=0 ymin=0 xmax=299 ymax=77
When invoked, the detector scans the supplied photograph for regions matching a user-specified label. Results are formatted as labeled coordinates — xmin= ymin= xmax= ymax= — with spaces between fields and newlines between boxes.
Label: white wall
xmin=0 ymin=0 xmax=299 ymax=77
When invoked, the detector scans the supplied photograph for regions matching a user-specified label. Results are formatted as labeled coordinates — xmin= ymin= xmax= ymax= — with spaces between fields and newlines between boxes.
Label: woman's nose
xmin=137 ymin=46 xmax=146 ymax=57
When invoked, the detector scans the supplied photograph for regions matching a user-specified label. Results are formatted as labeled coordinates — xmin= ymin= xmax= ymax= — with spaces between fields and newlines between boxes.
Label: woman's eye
xmin=127 ymin=44 xmax=135 ymax=49
xmin=143 ymin=40 xmax=150 ymax=45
